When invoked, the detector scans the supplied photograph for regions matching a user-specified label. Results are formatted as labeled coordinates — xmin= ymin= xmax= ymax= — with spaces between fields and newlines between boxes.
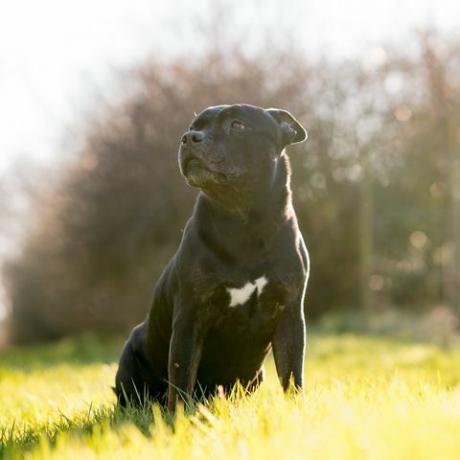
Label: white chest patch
xmin=227 ymin=276 xmax=268 ymax=307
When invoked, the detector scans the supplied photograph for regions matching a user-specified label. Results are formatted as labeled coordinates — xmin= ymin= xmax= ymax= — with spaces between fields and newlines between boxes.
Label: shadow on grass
xmin=1 ymin=402 xmax=153 ymax=458
xmin=0 ymin=334 xmax=218 ymax=457
xmin=0 ymin=383 xmax=255 ymax=459
xmin=0 ymin=396 xmax=206 ymax=459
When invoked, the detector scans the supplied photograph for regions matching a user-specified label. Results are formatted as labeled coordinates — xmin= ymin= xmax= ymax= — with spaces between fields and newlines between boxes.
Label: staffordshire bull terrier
xmin=115 ymin=104 xmax=309 ymax=411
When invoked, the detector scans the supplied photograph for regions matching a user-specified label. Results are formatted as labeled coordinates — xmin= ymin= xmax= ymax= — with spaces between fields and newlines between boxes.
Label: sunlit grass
xmin=1 ymin=333 xmax=460 ymax=459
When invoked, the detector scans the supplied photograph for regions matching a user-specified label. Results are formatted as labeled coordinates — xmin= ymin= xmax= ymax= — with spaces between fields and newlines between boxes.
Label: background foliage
xmin=4 ymin=29 xmax=460 ymax=342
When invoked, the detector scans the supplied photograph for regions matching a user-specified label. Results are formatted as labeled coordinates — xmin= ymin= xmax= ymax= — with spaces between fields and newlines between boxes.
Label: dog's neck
xmin=195 ymin=153 xmax=294 ymax=248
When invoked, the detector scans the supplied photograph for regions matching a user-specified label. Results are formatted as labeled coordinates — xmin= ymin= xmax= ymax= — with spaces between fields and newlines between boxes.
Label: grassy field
xmin=1 ymin=332 xmax=460 ymax=459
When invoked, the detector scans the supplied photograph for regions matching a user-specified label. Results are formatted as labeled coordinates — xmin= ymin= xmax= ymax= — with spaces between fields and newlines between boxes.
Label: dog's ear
xmin=266 ymin=108 xmax=307 ymax=146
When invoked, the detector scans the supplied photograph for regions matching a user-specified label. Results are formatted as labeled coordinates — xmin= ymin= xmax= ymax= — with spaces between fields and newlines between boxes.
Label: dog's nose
xmin=181 ymin=130 xmax=205 ymax=145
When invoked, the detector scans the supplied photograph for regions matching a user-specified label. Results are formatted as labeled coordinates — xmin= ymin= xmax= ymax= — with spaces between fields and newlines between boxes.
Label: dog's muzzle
xmin=179 ymin=147 xmax=227 ymax=187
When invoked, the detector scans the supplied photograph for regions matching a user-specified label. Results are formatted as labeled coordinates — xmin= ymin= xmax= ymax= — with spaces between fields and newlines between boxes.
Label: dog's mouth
xmin=184 ymin=158 xmax=205 ymax=174
xmin=182 ymin=157 xmax=227 ymax=187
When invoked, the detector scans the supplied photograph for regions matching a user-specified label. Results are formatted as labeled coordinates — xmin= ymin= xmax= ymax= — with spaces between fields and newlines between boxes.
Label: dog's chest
xmin=203 ymin=274 xmax=288 ymax=332
xmin=226 ymin=276 xmax=269 ymax=308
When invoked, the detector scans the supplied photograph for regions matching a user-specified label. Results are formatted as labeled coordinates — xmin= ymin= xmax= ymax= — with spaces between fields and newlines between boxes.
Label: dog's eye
xmin=230 ymin=120 xmax=246 ymax=132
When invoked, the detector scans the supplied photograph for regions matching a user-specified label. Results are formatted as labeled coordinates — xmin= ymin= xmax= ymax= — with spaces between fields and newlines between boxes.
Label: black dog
xmin=115 ymin=104 xmax=309 ymax=411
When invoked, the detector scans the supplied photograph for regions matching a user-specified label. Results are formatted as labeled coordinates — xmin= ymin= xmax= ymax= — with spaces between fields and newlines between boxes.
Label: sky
xmin=0 ymin=0 xmax=459 ymax=316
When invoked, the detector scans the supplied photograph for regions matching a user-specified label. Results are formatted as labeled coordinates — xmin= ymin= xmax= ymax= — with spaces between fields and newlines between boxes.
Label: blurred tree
xmin=421 ymin=35 xmax=460 ymax=313
xmin=4 ymin=29 xmax=460 ymax=342
xmin=4 ymin=48 xmax=320 ymax=341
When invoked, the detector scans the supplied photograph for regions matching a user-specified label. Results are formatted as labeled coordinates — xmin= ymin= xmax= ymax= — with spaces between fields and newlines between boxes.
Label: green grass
xmin=1 ymin=332 xmax=460 ymax=459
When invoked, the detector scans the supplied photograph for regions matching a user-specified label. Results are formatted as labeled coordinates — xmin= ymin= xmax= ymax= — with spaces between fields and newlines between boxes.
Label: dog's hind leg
xmin=115 ymin=323 xmax=166 ymax=408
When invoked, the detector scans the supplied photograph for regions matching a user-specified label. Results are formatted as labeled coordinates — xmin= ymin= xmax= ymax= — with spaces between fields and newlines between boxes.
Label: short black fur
xmin=115 ymin=104 xmax=309 ymax=411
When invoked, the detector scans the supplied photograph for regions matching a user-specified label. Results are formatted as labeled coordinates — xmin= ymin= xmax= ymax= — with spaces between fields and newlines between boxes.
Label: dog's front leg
xmin=272 ymin=301 xmax=306 ymax=392
xmin=167 ymin=309 xmax=203 ymax=412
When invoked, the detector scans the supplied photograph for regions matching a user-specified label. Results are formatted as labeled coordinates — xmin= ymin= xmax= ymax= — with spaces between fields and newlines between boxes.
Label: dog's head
xmin=178 ymin=104 xmax=307 ymax=192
